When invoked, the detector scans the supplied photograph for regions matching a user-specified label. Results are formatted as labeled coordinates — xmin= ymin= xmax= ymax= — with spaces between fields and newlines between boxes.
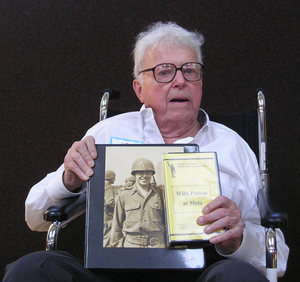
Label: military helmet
xmin=105 ymin=170 xmax=116 ymax=180
xmin=131 ymin=158 xmax=155 ymax=175
xmin=125 ymin=175 xmax=136 ymax=182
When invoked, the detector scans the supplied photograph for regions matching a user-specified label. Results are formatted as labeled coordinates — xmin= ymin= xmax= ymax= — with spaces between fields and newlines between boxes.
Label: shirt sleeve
xmin=110 ymin=193 xmax=125 ymax=246
xmin=215 ymin=149 xmax=289 ymax=277
xmin=24 ymin=112 xmax=140 ymax=233
xmin=25 ymin=164 xmax=86 ymax=232
xmin=211 ymin=129 xmax=289 ymax=277
xmin=215 ymin=224 xmax=289 ymax=276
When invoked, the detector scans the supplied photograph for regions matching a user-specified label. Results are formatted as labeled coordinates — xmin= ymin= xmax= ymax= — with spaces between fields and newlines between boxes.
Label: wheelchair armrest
xmin=43 ymin=192 xmax=86 ymax=223
xmin=257 ymin=188 xmax=288 ymax=228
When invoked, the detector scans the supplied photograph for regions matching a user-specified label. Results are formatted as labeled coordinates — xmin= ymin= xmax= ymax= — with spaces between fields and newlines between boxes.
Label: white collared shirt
xmin=25 ymin=105 xmax=289 ymax=276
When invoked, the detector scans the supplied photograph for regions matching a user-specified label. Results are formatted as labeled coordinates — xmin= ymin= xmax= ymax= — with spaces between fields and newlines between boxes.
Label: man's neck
xmin=149 ymin=108 xmax=202 ymax=144
xmin=159 ymin=120 xmax=202 ymax=144
xmin=136 ymin=183 xmax=151 ymax=197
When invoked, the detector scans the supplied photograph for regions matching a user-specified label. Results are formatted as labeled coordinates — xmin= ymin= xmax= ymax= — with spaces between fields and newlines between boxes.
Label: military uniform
xmin=103 ymin=171 xmax=118 ymax=247
xmin=104 ymin=183 xmax=117 ymax=223
xmin=110 ymin=183 xmax=166 ymax=248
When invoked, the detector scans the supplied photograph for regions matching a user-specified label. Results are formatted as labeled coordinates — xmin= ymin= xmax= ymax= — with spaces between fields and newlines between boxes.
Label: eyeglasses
xmin=138 ymin=62 xmax=204 ymax=83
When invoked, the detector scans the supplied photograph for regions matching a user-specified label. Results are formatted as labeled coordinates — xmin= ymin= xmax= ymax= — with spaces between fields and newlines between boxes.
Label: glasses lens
xmin=182 ymin=63 xmax=202 ymax=81
xmin=154 ymin=64 xmax=175 ymax=83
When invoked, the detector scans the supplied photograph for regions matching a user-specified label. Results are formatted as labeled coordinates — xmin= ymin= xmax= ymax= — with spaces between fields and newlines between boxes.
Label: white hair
xmin=133 ymin=22 xmax=205 ymax=79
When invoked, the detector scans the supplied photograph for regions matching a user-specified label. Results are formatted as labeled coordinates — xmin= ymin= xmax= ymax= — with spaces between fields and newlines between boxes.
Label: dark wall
xmin=1 ymin=0 xmax=299 ymax=280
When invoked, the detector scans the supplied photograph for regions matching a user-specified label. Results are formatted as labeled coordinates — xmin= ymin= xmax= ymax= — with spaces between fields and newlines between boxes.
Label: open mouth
xmin=170 ymin=98 xmax=189 ymax=102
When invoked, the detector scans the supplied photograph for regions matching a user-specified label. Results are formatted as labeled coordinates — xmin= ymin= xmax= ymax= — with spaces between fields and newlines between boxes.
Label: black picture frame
xmin=85 ymin=144 xmax=206 ymax=270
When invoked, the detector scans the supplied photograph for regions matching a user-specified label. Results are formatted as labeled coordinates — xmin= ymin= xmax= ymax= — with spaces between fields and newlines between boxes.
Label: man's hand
xmin=63 ymin=136 xmax=97 ymax=191
xmin=196 ymin=195 xmax=244 ymax=254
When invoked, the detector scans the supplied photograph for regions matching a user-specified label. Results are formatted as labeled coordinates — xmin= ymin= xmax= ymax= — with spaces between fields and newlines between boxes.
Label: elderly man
xmin=3 ymin=22 xmax=288 ymax=282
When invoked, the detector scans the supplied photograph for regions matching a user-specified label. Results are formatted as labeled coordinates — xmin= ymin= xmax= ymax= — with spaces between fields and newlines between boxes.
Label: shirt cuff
xmin=46 ymin=166 xmax=85 ymax=200
xmin=215 ymin=227 xmax=259 ymax=261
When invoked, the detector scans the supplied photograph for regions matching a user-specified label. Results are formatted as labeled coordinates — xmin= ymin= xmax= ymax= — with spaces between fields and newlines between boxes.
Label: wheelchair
xmin=44 ymin=88 xmax=287 ymax=282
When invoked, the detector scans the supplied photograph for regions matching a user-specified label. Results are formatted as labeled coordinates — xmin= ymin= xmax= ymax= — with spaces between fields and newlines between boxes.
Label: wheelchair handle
xmin=99 ymin=88 xmax=120 ymax=121
xmin=256 ymin=88 xmax=270 ymax=189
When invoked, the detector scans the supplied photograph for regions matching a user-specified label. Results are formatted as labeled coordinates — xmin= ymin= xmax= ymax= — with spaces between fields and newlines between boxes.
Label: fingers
xmin=196 ymin=196 xmax=244 ymax=247
xmin=85 ymin=136 xmax=98 ymax=160
xmin=199 ymin=196 xmax=241 ymax=225
xmin=202 ymin=195 xmax=234 ymax=214
xmin=63 ymin=136 xmax=97 ymax=190
xmin=202 ymin=211 xmax=243 ymax=244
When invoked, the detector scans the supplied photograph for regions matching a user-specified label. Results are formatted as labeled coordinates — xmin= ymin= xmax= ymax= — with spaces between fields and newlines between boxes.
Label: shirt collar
xmin=140 ymin=104 xmax=210 ymax=124
xmin=138 ymin=105 xmax=211 ymax=143
xmin=197 ymin=108 xmax=209 ymax=125
xmin=131 ymin=182 xmax=159 ymax=196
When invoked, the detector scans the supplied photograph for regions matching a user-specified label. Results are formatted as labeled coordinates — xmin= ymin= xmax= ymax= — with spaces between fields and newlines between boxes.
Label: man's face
xmin=134 ymin=171 xmax=152 ymax=188
xmin=133 ymin=45 xmax=203 ymax=125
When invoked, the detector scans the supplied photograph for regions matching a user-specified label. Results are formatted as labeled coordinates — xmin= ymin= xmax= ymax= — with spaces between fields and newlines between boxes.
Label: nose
xmin=172 ymin=69 xmax=186 ymax=88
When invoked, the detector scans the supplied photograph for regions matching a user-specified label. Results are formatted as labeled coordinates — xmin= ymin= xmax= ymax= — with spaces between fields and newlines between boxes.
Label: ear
xmin=133 ymin=79 xmax=144 ymax=103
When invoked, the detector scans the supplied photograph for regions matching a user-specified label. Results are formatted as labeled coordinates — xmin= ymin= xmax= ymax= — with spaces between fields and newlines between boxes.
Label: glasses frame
xmin=138 ymin=62 xmax=204 ymax=83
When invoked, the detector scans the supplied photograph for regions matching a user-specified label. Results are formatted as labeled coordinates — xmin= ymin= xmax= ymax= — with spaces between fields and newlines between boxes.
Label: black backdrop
xmin=1 ymin=1 xmax=299 ymax=280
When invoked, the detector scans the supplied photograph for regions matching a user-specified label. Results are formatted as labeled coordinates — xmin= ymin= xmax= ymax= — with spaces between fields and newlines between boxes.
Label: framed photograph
xmin=85 ymin=144 xmax=205 ymax=270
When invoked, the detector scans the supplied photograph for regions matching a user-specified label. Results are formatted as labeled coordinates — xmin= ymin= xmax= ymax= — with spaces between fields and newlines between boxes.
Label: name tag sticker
xmin=110 ymin=137 xmax=143 ymax=144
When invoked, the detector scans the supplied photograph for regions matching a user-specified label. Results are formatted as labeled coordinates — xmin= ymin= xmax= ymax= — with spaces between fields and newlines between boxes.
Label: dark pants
xmin=3 ymin=251 xmax=269 ymax=282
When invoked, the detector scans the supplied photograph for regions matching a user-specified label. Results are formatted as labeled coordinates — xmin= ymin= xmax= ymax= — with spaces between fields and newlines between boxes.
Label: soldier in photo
xmin=110 ymin=158 xmax=166 ymax=248
xmin=124 ymin=175 xmax=136 ymax=188
xmin=103 ymin=170 xmax=117 ymax=247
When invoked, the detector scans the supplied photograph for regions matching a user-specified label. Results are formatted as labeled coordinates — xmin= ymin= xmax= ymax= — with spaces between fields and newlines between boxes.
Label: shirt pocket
xmin=149 ymin=200 xmax=164 ymax=211
xmin=124 ymin=202 xmax=141 ymax=223
xmin=149 ymin=200 xmax=165 ymax=227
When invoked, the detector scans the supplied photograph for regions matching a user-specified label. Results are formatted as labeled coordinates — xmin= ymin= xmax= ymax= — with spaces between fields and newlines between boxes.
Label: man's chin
xmin=167 ymin=108 xmax=196 ymax=120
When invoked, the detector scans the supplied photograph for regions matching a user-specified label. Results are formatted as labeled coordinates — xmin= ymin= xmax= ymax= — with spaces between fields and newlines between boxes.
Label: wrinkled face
xmin=133 ymin=45 xmax=203 ymax=124
xmin=134 ymin=171 xmax=152 ymax=187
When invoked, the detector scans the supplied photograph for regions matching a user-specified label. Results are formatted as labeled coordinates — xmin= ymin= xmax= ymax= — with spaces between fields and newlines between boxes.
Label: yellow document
xmin=163 ymin=152 xmax=223 ymax=247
